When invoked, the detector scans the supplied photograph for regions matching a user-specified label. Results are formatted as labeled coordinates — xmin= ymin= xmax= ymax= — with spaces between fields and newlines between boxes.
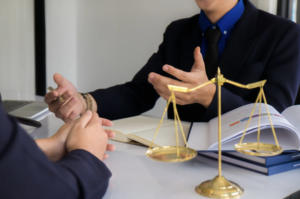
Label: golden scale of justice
xmin=146 ymin=68 xmax=283 ymax=198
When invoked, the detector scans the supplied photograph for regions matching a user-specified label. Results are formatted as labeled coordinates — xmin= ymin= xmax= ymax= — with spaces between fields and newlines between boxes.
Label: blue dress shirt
xmin=198 ymin=0 xmax=245 ymax=58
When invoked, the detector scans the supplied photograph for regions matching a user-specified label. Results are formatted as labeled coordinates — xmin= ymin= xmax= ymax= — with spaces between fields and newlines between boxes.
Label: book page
xmin=207 ymin=103 xmax=296 ymax=147
xmin=281 ymin=105 xmax=300 ymax=150
xmin=107 ymin=115 xmax=174 ymax=135
xmin=186 ymin=123 xmax=210 ymax=150
xmin=211 ymin=127 xmax=299 ymax=151
xmin=282 ymin=105 xmax=300 ymax=135
xmin=127 ymin=122 xmax=191 ymax=147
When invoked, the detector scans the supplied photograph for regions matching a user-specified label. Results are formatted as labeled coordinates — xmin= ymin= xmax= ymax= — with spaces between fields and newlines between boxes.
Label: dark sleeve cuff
xmin=57 ymin=149 xmax=111 ymax=199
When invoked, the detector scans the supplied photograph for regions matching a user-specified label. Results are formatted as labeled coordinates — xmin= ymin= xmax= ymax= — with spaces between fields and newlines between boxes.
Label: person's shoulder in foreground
xmin=0 ymin=104 xmax=113 ymax=199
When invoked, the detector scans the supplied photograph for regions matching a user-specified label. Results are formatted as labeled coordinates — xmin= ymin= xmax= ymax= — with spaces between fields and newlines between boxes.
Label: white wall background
xmin=0 ymin=0 xmax=279 ymax=111
xmin=0 ymin=0 xmax=34 ymax=98
xmin=76 ymin=0 xmax=200 ymax=91
xmin=46 ymin=0 xmax=200 ymax=117
xmin=250 ymin=0 xmax=278 ymax=15
xmin=46 ymin=0 xmax=77 ymax=89
xmin=0 ymin=0 xmax=280 ymax=115
xmin=46 ymin=0 xmax=200 ymax=89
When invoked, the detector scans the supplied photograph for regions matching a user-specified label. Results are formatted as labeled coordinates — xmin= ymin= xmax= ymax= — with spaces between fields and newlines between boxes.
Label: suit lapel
xmin=218 ymin=34 xmax=258 ymax=91
xmin=218 ymin=0 xmax=259 ymax=91
xmin=180 ymin=16 xmax=202 ymax=73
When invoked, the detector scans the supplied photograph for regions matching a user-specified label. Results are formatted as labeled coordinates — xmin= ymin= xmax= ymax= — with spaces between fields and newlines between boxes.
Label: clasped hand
xmin=148 ymin=47 xmax=216 ymax=108
xmin=36 ymin=111 xmax=115 ymax=162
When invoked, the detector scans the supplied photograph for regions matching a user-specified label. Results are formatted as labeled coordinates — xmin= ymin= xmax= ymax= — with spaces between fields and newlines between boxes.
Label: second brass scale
xmin=146 ymin=68 xmax=283 ymax=198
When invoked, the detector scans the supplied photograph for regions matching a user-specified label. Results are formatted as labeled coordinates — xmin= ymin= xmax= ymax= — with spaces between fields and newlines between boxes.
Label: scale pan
xmin=146 ymin=146 xmax=197 ymax=163
xmin=234 ymin=142 xmax=283 ymax=156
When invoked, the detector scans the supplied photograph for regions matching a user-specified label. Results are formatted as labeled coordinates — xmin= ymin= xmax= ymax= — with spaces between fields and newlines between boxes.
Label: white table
xmin=29 ymin=113 xmax=300 ymax=199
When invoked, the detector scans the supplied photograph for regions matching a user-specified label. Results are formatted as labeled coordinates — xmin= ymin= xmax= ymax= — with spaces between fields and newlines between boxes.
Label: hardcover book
xmin=199 ymin=152 xmax=300 ymax=176
xmin=223 ymin=151 xmax=300 ymax=167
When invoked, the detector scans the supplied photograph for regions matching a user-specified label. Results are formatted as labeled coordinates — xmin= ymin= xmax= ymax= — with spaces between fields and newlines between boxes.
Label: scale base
xmin=195 ymin=175 xmax=244 ymax=198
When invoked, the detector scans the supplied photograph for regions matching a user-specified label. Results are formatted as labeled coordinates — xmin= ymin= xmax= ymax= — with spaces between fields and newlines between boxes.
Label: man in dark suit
xmin=45 ymin=0 xmax=300 ymax=123
xmin=0 ymin=105 xmax=115 ymax=199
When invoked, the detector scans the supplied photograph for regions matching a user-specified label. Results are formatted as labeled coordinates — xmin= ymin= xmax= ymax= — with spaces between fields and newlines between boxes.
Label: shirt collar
xmin=198 ymin=0 xmax=245 ymax=36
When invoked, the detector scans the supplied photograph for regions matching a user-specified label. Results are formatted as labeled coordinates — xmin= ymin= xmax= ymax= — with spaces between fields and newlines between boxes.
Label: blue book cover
xmin=199 ymin=152 xmax=300 ymax=176
xmin=223 ymin=151 xmax=300 ymax=167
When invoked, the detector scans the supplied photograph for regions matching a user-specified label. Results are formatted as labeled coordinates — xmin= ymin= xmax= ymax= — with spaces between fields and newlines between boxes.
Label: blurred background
xmin=0 ymin=0 xmax=298 ymax=116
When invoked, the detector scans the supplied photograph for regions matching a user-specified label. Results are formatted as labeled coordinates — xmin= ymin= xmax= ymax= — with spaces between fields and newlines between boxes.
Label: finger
xmin=53 ymin=73 xmax=69 ymax=89
xmin=106 ymin=144 xmax=115 ymax=151
xmin=148 ymin=73 xmax=186 ymax=89
xmin=50 ymin=90 xmax=73 ymax=113
xmin=100 ymin=118 xmax=113 ymax=127
xmin=52 ymin=90 xmax=72 ymax=108
xmin=62 ymin=113 xmax=78 ymax=125
xmin=63 ymin=111 xmax=78 ymax=123
xmin=44 ymin=91 xmax=59 ymax=104
xmin=76 ymin=110 xmax=93 ymax=128
xmin=162 ymin=65 xmax=191 ymax=82
xmin=105 ymin=129 xmax=115 ymax=138
xmin=88 ymin=112 xmax=101 ymax=127
xmin=153 ymin=83 xmax=171 ymax=98
xmin=63 ymin=115 xmax=73 ymax=123
xmin=103 ymin=153 xmax=109 ymax=159
xmin=153 ymin=86 xmax=171 ymax=101
xmin=60 ymin=90 xmax=73 ymax=103
xmin=155 ymin=86 xmax=188 ymax=105
xmin=191 ymin=47 xmax=206 ymax=72
xmin=158 ymin=87 xmax=186 ymax=105
xmin=174 ymin=93 xmax=190 ymax=106
xmin=56 ymin=97 xmax=77 ymax=118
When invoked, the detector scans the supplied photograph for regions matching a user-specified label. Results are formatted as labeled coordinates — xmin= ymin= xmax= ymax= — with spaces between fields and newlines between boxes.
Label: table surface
xmin=27 ymin=113 xmax=300 ymax=199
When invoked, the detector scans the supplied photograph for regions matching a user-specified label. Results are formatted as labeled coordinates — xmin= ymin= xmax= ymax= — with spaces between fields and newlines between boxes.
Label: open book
xmin=106 ymin=116 xmax=191 ymax=147
xmin=187 ymin=104 xmax=300 ymax=151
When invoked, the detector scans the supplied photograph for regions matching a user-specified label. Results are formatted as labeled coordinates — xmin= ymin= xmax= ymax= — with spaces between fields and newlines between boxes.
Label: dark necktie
xmin=203 ymin=27 xmax=222 ymax=79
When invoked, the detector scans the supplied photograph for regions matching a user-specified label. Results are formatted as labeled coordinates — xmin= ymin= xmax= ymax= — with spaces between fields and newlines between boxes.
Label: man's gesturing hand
xmin=148 ymin=47 xmax=216 ymax=108
xmin=66 ymin=111 xmax=114 ymax=160
xmin=44 ymin=73 xmax=87 ymax=123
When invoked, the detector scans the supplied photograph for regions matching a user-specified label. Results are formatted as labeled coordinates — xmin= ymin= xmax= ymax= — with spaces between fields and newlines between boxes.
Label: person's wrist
xmin=47 ymin=137 xmax=58 ymax=161
xmin=78 ymin=92 xmax=93 ymax=114
xmin=201 ymin=84 xmax=216 ymax=108
xmin=78 ymin=93 xmax=87 ymax=115
xmin=38 ymin=137 xmax=58 ymax=161
xmin=67 ymin=143 xmax=100 ymax=159
xmin=47 ymin=136 xmax=65 ymax=161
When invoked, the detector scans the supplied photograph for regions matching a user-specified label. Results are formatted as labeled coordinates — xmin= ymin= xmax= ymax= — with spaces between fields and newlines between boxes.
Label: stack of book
xmin=199 ymin=151 xmax=300 ymax=175
xmin=190 ymin=103 xmax=300 ymax=175
xmin=107 ymin=103 xmax=300 ymax=176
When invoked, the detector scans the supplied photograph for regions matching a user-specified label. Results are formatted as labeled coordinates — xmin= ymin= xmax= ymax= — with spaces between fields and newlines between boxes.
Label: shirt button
xmin=224 ymin=31 xmax=227 ymax=34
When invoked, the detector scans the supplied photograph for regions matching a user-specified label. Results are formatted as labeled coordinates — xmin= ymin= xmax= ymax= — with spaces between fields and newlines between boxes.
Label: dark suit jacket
xmin=0 ymin=105 xmax=111 ymax=199
xmin=90 ymin=0 xmax=300 ymax=122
